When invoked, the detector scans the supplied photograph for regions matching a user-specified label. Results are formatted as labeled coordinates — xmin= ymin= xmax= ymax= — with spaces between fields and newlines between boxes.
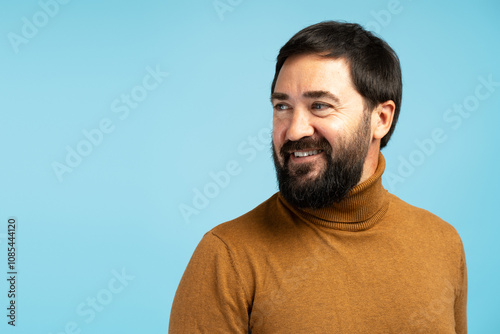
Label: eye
xmin=311 ymin=102 xmax=330 ymax=111
xmin=274 ymin=103 xmax=290 ymax=111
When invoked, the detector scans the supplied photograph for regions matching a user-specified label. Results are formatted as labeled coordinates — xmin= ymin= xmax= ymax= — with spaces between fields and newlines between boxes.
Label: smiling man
xmin=170 ymin=21 xmax=467 ymax=333
xmin=271 ymin=55 xmax=382 ymax=210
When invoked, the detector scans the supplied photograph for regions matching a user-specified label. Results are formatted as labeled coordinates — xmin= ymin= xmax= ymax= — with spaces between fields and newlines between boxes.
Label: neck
xmin=358 ymin=143 xmax=381 ymax=184
xmin=279 ymin=153 xmax=389 ymax=231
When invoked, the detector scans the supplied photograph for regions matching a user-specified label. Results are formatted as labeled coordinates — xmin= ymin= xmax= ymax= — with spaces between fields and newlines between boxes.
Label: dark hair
xmin=271 ymin=21 xmax=402 ymax=148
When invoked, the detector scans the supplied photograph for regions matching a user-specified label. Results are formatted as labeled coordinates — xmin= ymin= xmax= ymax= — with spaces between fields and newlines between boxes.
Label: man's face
xmin=271 ymin=54 xmax=373 ymax=209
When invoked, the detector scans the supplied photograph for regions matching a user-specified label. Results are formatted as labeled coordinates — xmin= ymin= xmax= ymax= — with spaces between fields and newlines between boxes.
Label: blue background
xmin=1 ymin=0 xmax=499 ymax=332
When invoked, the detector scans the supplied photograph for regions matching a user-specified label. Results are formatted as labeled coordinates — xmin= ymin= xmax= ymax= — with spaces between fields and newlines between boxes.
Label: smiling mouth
xmin=293 ymin=150 xmax=323 ymax=158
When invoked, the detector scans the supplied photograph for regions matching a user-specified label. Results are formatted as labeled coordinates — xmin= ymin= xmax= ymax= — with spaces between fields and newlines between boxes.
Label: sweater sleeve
xmin=169 ymin=231 xmax=250 ymax=333
xmin=454 ymin=238 xmax=468 ymax=334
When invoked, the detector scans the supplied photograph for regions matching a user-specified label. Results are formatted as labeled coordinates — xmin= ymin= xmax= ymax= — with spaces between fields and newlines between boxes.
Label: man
xmin=170 ymin=21 xmax=467 ymax=333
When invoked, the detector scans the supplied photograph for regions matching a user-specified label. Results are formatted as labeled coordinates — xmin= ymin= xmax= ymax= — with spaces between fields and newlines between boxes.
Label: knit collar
xmin=278 ymin=153 xmax=389 ymax=231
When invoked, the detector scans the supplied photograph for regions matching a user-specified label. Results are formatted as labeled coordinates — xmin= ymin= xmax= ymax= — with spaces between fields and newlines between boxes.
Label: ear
xmin=371 ymin=100 xmax=395 ymax=140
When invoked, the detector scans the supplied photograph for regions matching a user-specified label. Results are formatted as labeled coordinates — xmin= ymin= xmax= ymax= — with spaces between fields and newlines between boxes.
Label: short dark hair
xmin=271 ymin=21 xmax=402 ymax=149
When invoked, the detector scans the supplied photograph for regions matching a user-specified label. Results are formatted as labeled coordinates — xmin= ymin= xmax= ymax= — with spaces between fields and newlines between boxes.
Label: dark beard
xmin=272 ymin=112 xmax=371 ymax=209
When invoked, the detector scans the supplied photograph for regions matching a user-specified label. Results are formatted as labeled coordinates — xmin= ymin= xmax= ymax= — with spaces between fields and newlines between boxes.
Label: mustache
xmin=280 ymin=137 xmax=332 ymax=157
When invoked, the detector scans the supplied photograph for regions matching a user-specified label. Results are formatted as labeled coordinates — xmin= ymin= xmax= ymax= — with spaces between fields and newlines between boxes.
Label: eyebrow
xmin=270 ymin=92 xmax=289 ymax=102
xmin=271 ymin=90 xmax=340 ymax=104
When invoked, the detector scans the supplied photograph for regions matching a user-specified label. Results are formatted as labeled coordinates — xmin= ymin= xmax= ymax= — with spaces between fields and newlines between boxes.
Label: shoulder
xmin=193 ymin=193 xmax=286 ymax=289
xmin=201 ymin=192 xmax=303 ymax=259
xmin=385 ymin=192 xmax=463 ymax=244
xmin=207 ymin=192 xmax=283 ymax=245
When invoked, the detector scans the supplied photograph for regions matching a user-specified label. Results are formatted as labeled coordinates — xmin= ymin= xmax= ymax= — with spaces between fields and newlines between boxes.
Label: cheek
xmin=272 ymin=118 xmax=287 ymax=146
xmin=272 ymin=131 xmax=282 ymax=155
xmin=314 ymin=121 xmax=344 ymax=145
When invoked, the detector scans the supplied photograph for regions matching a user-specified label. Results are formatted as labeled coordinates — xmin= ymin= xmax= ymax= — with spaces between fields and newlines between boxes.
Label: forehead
xmin=274 ymin=54 xmax=355 ymax=95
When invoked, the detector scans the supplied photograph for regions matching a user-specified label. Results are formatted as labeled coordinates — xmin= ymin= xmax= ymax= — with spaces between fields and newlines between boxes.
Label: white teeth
xmin=293 ymin=150 xmax=321 ymax=157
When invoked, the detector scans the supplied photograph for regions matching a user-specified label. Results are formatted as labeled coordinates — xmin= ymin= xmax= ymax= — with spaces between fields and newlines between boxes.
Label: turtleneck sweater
xmin=169 ymin=154 xmax=467 ymax=333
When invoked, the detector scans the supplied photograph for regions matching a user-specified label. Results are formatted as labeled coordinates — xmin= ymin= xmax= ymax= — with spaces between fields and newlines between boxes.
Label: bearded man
xmin=169 ymin=21 xmax=467 ymax=333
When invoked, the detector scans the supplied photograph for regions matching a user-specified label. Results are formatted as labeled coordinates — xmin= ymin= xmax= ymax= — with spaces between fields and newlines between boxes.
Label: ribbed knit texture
xmin=170 ymin=153 xmax=467 ymax=333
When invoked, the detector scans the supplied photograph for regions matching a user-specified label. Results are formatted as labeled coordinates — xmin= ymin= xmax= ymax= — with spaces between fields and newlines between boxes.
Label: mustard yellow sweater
xmin=170 ymin=154 xmax=467 ymax=333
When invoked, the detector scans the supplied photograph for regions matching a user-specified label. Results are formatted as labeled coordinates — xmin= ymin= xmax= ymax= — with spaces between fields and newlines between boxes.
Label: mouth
xmin=293 ymin=149 xmax=323 ymax=158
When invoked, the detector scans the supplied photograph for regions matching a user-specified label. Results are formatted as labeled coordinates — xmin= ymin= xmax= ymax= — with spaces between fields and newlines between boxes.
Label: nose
xmin=286 ymin=108 xmax=314 ymax=142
